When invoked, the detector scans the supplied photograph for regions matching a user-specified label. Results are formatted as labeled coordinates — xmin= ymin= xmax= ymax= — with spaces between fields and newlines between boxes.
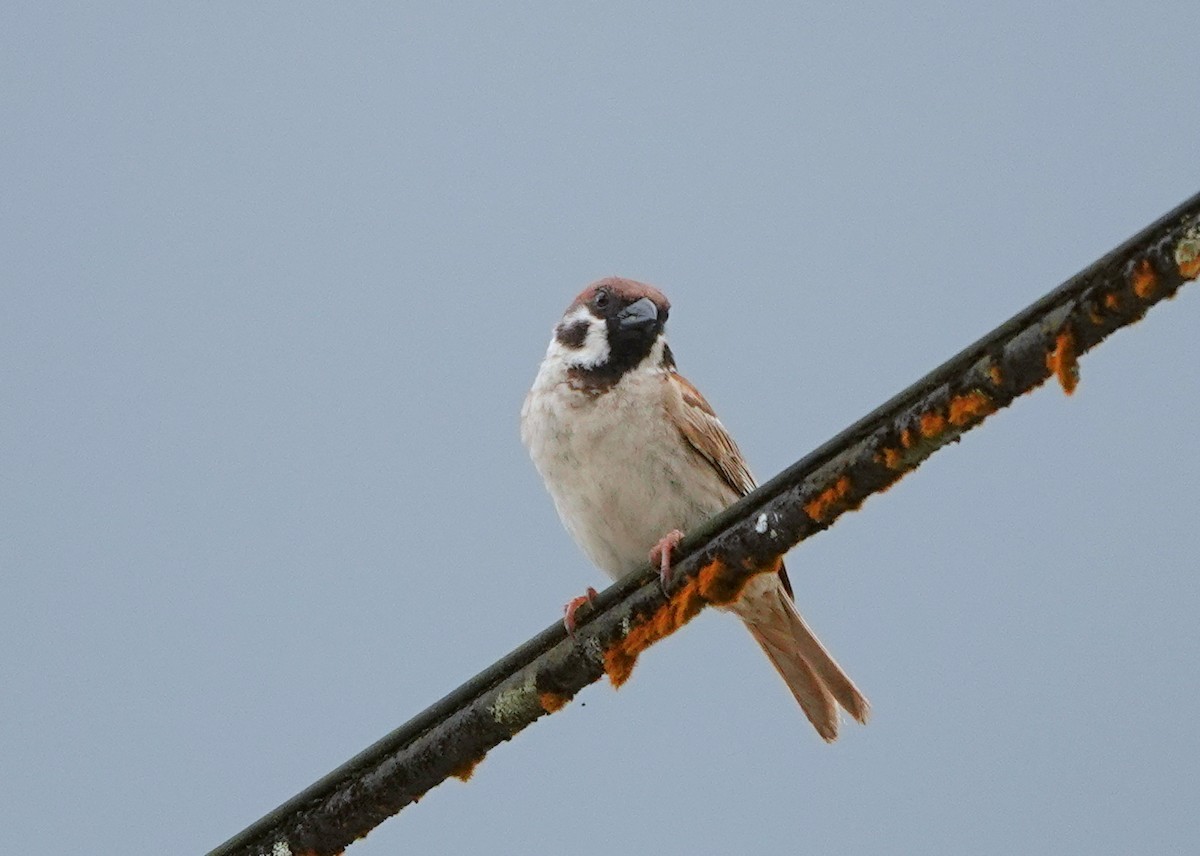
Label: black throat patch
xmin=567 ymin=323 xmax=661 ymax=394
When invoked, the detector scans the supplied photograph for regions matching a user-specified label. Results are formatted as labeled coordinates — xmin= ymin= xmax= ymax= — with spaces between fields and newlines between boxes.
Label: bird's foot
xmin=649 ymin=529 xmax=685 ymax=593
xmin=563 ymin=587 xmax=599 ymax=636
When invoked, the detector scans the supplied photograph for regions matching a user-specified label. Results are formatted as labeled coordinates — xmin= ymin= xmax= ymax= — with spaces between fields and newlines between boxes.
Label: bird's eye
xmin=593 ymin=289 xmax=610 ymax=309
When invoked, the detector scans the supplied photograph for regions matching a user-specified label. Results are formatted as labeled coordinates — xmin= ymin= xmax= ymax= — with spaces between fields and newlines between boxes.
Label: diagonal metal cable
xmin=207 ymin=192 xmax=1200 ymax=856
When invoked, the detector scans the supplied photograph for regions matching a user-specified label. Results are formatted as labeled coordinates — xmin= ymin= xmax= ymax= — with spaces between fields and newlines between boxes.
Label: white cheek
xmin=547 ymin=308 xmax=610 ymax=369
xmin=575 ymin=321 xmax=611 ymax=367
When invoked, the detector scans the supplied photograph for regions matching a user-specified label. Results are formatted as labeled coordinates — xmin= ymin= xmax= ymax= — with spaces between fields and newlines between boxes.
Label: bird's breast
xmin=522 ymin=369 xmax=736 ymax=580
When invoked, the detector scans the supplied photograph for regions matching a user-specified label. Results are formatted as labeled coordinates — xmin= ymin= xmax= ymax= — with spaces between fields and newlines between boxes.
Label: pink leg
xmin=563 ymin=586 xmax=599 ymax=636
xmin=649 ymin=529 xmax=685 ymax=589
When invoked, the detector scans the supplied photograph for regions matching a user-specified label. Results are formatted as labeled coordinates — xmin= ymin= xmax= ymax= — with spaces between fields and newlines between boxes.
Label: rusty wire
xmin=207 ymin=191 xmax=1200 ymax=856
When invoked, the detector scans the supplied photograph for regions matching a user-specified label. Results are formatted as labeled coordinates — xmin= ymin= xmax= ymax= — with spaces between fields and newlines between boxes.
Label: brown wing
xmin=664 ymin=370 xmax=795 ymax=598
xmin=664 ymin=371 xmax=756 ymax=497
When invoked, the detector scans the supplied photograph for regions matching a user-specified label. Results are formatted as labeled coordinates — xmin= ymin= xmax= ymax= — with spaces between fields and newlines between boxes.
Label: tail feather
xmin=736 ymin=577 xmax=869 ymax=741
xmin=745 ymin=622 xmax=840 ymax=741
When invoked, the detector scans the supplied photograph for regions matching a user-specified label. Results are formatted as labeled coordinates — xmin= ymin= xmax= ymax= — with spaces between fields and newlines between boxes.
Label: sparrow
xmin=520 ymin=277 xmax=869 ymax=741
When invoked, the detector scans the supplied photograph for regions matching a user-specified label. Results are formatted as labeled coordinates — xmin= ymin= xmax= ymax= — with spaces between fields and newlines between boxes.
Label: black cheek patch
xmin=555 ymin=320 xmax=589 ymax=349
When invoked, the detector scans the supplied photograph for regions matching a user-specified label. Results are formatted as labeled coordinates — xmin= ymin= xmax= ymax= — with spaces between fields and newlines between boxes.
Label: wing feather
xmin=664 ymin=370 xmax=794 ymax=597
xmin=664 ymin=371 xmax=756 ymax=498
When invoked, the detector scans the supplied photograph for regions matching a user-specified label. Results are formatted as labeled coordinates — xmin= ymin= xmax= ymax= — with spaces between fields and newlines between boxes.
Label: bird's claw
xmin=563 ymin=587 xmax=599 ymax=636
xmin=649 ymin=529 xmax=685 ymax=595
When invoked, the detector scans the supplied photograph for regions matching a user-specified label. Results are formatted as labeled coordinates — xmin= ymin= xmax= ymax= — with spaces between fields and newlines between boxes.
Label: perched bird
xmin=521 ymin=277 xmax=869 ymax=741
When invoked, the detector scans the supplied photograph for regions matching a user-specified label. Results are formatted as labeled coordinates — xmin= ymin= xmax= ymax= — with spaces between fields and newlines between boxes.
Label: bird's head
xmin=549 ymin=277 xmax=672 ymax=382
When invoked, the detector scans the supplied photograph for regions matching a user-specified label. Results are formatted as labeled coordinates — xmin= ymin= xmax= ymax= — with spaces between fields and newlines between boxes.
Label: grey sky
xmin=2 ymin=4 xmax=1198 ymax=855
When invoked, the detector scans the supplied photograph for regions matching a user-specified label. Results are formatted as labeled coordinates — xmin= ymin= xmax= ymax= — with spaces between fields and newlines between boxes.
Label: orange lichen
xmin=919 ymin=411 xmax=947 ymax=439
xmin=1046 ymin=328 xmax=1079 ymax=395
xmin=699 ymin=555 xmax=778 ymax=605
xmin=879 ymin=395 xmax=992 ymax=472
xmin=450 ymin=756 xmax=482 ymax=782
xmin=987 ymin=364 xmax=1004 ymax=386
xmin=948 ymin=390 xmax=995 ymax=426
xmin=1180 ymin=250 xmax=1200 ymax=279
xmin=604 ymin=572 xmax=706 ymax=688
xmin=603 ymin=557 xmax=776 ymax=688
xmin=1130 ymin=258 xmax=1157 ymax=299
xmin=538 ymin=692 xmax=569 ymax=713
xmin=803 ymin=475 xmax=853 ymax=523
xmin=1103 ymin=292 xmax=1121 ymax=311
xmin=879 ymin=447 xmax=905 ymax=470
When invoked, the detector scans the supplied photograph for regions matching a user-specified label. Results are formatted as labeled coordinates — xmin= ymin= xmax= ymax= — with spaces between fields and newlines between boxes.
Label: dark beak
xmin=616 ymin=297 xmax=659 ymax=332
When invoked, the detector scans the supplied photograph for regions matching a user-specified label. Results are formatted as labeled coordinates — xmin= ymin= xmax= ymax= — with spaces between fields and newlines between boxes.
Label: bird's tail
xmin=734 ymin=576 xmax=869 ymax=742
